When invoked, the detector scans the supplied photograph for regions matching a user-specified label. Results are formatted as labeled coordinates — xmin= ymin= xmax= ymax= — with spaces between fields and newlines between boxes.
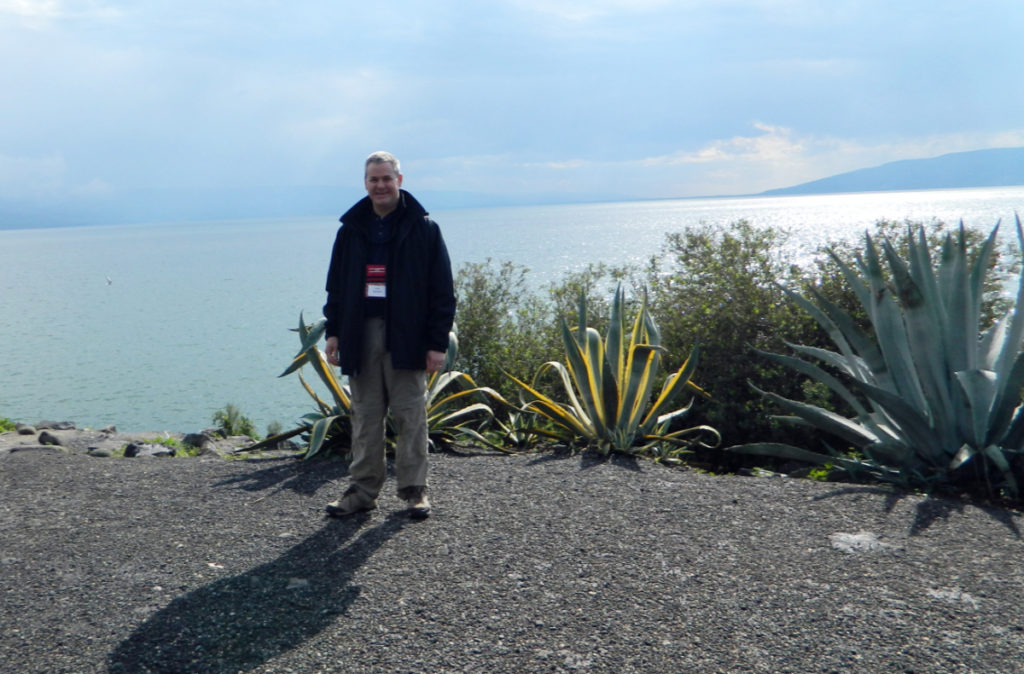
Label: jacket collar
xmin=339 ymin=189 xmax=428 ymax=228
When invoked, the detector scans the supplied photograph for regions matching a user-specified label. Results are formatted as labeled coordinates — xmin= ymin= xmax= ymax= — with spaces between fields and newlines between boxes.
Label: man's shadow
xmin=107 ymin=512 xmax=405 ymax=673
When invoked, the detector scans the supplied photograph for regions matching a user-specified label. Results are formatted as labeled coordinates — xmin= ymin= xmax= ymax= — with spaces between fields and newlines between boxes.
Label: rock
xmin=202 ymin=426 xmax=227 ymax=439
xmin=38 ymin=431 xmax=63 ymax=446
xmin=88 ymin=448 xmax=114 ymax=458
xmin=37 ymin=421 xmax=76 ymax=431
xmin=123 ymin=442 xmax=175 ymax=458
xmin=15 ymin=424 xmax=36 ymax=435
xmin=182 ymin=431 xmax=217 ymax=451
xmin=828 ymin=531 xmax=896 ymax=554
xmin=99 ymin=425 xmax=117 ymax=434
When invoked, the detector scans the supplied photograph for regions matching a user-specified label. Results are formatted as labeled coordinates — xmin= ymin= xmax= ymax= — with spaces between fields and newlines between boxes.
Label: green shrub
xmin=0 ymin=417 xmax=16 ymax=433
xmin=643 ymin=220 xmax=824 ymax=460
xmin=454 ymin=259 xmax=560 ymax=402
xmin=211 ymin=403 xmax=258 ymax=439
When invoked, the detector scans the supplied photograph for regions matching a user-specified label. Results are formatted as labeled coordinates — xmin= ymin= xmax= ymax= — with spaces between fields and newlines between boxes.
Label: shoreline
xmin=0 ymin=420 xmax=293 ymax=460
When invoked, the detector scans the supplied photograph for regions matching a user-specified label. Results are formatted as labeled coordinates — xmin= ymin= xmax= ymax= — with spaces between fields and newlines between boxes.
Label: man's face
xmin=365 ymin=162 xmax=403 ymax=216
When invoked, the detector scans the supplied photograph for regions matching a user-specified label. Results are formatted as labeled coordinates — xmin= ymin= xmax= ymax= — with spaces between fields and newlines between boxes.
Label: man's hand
xmin=426 ymin=349 xmax=446 ymax=373
xmin=325 ymin=336 xmax=340 ymax=366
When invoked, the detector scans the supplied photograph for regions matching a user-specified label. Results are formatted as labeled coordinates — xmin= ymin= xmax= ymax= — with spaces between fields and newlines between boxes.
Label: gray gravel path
xmin=2 ymin=446 xmax=1023 ymax=673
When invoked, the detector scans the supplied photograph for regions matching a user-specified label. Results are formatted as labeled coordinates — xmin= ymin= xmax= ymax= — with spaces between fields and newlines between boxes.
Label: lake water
xmin=1 ymin=186 xmax=1022 ymax=433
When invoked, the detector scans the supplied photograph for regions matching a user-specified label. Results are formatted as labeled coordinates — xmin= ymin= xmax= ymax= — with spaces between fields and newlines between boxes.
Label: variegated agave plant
xmin=731 ymin=216 xmax=1024 ymax=499
xmin=240 ymin=313 xmax=355 ymax=459
xmin=507 ymin=284 xmax=720 ymax=459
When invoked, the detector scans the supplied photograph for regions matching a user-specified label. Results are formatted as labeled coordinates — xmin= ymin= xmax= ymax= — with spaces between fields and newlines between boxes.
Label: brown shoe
xmin=325 ymin=486 xmax=376 ymax=517
xmin=400 ymin=486 xmax=431 ymax=519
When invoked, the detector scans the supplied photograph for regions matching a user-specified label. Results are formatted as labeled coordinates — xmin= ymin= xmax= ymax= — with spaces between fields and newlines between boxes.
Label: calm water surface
xmin=1 ymin=186 xmax=1021 ymax=432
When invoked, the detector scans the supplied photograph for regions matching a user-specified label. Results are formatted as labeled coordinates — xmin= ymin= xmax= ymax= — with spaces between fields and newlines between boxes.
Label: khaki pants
xmin=348 ymin=317 xmax=428 ymax=499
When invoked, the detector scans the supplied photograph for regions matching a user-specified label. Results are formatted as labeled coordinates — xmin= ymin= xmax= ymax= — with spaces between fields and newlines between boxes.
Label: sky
xmin=2 ymin=0 xmax=1023 ymax=211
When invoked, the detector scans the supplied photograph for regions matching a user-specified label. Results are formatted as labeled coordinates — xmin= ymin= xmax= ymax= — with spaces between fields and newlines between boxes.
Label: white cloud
xmin=0 ymin=0 xmax=120 ymax=26
xmin=640 ymin=123 xmax=806 ymax=166
xmin=0 ymin=0 xmax=60 ymax=18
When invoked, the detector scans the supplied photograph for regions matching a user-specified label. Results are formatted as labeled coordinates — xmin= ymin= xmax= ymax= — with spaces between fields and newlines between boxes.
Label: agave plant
xmin=730 ymin=217 xmax=1024 ymax=499
xmin=507 ymin=284 xmax=719 ymax=458
xmin=241 ymin=313 xmax=353 ymax=459
xmin=243 ymin=317 xmax=511 ymax=458
xmin=423 ymin=330 xmax=514 ymax=453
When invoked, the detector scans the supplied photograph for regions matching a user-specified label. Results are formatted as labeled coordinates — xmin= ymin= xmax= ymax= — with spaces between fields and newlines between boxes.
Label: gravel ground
xmin=2 ymin=446 xmax=1024 ymax=673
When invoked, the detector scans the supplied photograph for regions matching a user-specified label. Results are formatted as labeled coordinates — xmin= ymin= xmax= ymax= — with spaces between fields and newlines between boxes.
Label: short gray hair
xmin=365 ymin=151 xmax=401 ymax=177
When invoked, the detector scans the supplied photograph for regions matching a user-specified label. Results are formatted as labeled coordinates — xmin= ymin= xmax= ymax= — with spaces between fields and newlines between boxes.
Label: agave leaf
xmin=826 ymin=246 xmax=873 ymax=314
xmin=533 ymin=360 xmax=591 ymax=425
xmin=980 ymin=313 xmax=1011 ymax=371
xmin=299 ymin=315 xmax=327 ymax=353
xmin=430 ymin=402 xmax=493 ymax=428
xmin=427 ymin=371 xmax=473 ymax=404
xmin=507 ymin=370 xmax=593 ymax=437
xmin=298 ymin=370 xmax=332 ymax=416
xmin=235 ymin=425 xmax=307 ymax=454
xmin=792 ymin=286 xmax=886 ymax=385
xmin=441 ymin=425 xmax=517 ymax=453
xmin=729 ymin=441 xmax=892 ymax=478
xmin=727 ymin=441 xmax=835 ymax=464
xmin=306 ymin=414 xmax=342 ymax=460
xmin=762 ymin=347 xmax=871 ymax=419
xmin=982 ymin=444 xmax=1018 ymax=497
xmin=605 ymin=285 xmax=626 ymax=386
xmin=993 ymin=215 xmax=1024 ymax=377
xmin=783 ymin=287 xmax=858 ymax=367
xmin=647 ymin=424 xmax=721 ymax=449
xmin=1000 ymin=405 xmax=1024 ymax=449
xmin=618 ymin=343 xmax=662 ymax=434
xmin=942 ymin=225 xmax=976 ymax=373
xmin=840 ymin=377 xmax=947 ymax=462
xmin=561 ymin=320 xmax=607 ymax=429
xmin=863 ymin=238 xmax=928 ymax=411
xmin=643 ymin=342 xmax=700 ymax=427
xmin=280 ymin=350 xmax=310 ymax=378
xmin=883 ymin=235 xmax=955 ymax=438
xmin=754 ymin=387 xmax=879 ymax=448
xmin=954 ymin=369 xmax=998 ymax=449
xmin=309 ymin=347 xmax=350 ymax=409
xmin=429 ymin=386 xmax=488 ymax=411
xmin=654 ymin=399 xmax=694 ymax=427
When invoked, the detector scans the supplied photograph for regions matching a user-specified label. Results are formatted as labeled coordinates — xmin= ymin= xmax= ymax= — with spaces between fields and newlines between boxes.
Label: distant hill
xmin=761 ymin=147 xmax=1024 ymax=196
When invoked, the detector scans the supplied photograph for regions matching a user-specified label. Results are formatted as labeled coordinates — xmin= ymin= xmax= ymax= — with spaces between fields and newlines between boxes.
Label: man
xmin=322 ymin=151 xmax=456 ymax=519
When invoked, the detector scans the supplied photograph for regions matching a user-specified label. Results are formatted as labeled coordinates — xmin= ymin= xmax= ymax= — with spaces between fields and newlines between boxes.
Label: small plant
xmin=489 ymin=406 xmax=543 ymax=450
xmin=0 ymin=416 xmax=16 ymax=433
xmin=211 ymin=403 xmax=258 ymax=438
xmin=508 ymin=284 xmax=720 ymax=459
xmin=806 ymin=464 xmax=834 ymax=482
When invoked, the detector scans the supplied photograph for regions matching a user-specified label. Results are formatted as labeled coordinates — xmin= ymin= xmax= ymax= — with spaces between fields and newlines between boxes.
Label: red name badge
xmin=366 ymin=264 xmax=387 ymax=298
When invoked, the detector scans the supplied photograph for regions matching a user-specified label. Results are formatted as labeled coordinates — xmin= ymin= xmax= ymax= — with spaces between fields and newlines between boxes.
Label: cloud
xmin=640 ymin=123 xmax=806 ymax=166
xmin=418 ymin=124 xmax=1024 ymax=201
xmin=0 ymin=0 xmax=120 ymax=26
xmin=0 ymin=0 xmax=61 ymax=19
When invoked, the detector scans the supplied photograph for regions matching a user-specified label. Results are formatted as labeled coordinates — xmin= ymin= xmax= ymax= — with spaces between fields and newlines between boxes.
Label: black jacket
xmin=323 ymin=190 xmax=456 ymax=375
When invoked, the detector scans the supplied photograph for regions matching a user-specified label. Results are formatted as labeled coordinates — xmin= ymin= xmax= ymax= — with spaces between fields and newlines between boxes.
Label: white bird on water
xmin=106 ymin=276 xmax=112 ymax=285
